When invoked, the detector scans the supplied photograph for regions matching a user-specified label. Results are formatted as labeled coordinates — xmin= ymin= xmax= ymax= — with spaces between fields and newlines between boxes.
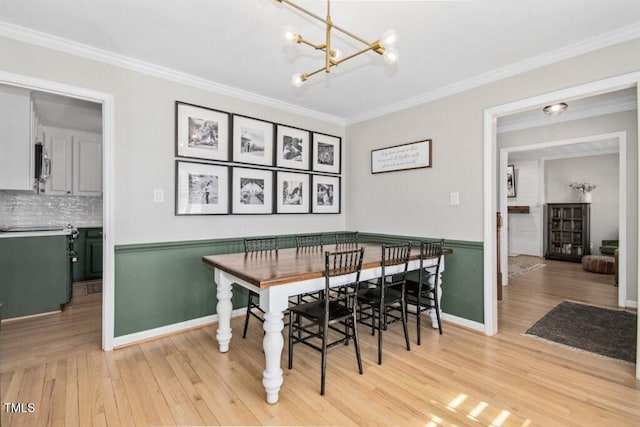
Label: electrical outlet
xmin=153 ymin=189 xmax=164 ymax=203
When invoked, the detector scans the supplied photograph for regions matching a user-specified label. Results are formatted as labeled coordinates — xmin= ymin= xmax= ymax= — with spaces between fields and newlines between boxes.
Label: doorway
xmin=499 ymin=132 xmax=626 ymax=307
xmin=0 ymin=70 xmax=115 ymax=350
xmin=482 ymin=72 xmax=640 ymax=377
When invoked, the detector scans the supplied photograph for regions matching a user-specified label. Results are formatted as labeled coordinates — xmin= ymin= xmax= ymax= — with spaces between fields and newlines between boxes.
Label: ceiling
xmin=507 ymin=136 xmax=621 ymax=163
xmin=498 ymin=87 xmax=638 ymax=134
xmin=31 ymin=90 xmax=102 ymax=133
xmin=1 ymin=0 xmax=639 ymax=124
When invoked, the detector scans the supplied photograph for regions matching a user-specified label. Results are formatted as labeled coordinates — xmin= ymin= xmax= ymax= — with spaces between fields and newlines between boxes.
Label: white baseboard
xmin=626 ymin=300 xmax=638 ymax=309
xmin=112 ymin=307 xmax=488 ymax=348
xmin=441 ymin=312 xmax=485 ymax=333
xmin=113 ymin=308 xmax=246 ymax=348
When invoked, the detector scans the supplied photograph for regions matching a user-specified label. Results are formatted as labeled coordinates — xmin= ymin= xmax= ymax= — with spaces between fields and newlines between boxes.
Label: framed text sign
xmin=371 ymin=139 xmax=432 ymax=174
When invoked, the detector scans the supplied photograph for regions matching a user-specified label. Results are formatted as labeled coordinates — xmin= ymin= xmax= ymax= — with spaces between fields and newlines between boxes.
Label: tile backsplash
xmin=0 ymin=191 xmax=102 ymax=228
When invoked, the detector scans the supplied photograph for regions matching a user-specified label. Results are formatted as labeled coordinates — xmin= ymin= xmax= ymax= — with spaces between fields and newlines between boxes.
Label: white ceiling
xmin=31 ymin=90 xmax=102 ymax=133
xmin=1 ymin=0 xmax=639 ymax=124
xmin=507 ymin=137 xmax=620 ymax=163
xmin=498 ymin=87 xmax=638 ymax=134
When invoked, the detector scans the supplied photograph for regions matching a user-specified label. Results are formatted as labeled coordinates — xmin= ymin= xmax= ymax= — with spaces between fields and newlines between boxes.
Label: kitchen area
xmin=0 ymin=83 xmax=103 ymax=321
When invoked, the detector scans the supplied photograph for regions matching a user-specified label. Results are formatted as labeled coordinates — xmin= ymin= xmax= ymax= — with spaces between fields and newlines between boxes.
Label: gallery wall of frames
xmin=174 ymin=101 xmax=342 ymax=215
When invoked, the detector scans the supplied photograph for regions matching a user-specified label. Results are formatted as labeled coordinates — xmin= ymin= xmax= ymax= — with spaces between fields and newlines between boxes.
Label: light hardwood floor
xmin=1 ymin=265 xmax=639 ymax=426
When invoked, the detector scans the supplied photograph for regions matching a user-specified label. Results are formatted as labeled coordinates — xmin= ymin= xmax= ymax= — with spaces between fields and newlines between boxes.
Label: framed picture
xmin=231 ymin=167 xmax=274 ymax=214
xmin=276 ymin=124 xmax=310 ymax=170
xmin=371 ymin=139 xmax=432 ymax=174
xmin=312 ymin=133 xmax=341 ymax=174
xmin=176 ymin=101 xmax=230 ymax=161
xmin=507 ymin=164 xmax=516 ymax=198
xmin=312 ymin=175 xmax=341 ymax=214
xmin=176 ymin=161 xmax=229 ymax=215
xmin=232 ymin=114 xmax=274 ymax=166
xmin=276 ymin=171 xmax=310 ymax=214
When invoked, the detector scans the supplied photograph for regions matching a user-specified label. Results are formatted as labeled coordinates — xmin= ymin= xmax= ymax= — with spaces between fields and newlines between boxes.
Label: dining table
xmin=202 ymin=241 xmax=449 ymax=404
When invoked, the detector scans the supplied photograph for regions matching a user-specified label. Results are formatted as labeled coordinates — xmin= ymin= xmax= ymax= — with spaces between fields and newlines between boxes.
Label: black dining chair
xmin=242 ymin=236 xmax=278 ymax=339
xmin=357 ymin=242 xmax=411 ymax=364
xmin=288 ymin=247 xmax=365 ymax=395
xmin=295 ymin=234 xmax=325 ymax=303
xmin=405 ymin=239 xmax=444 ymax=344
xmin=296 ymin=233 xmax=324 ymax=249
xmin=335 ymin=232 xmax=358 ymax=247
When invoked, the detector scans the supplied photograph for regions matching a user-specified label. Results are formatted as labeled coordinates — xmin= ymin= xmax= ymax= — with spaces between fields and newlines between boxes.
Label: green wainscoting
xmin=114 ymin=232 xmax=483 ymax=337
xmin=358 ymin=233 xmax=484 ymax=324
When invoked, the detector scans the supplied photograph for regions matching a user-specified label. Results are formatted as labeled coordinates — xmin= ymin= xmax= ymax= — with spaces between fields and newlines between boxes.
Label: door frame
xmin=483 ymin=71 xmax=640 ymax=377
xmin=0 ymin=70 xmax=116 ymax=351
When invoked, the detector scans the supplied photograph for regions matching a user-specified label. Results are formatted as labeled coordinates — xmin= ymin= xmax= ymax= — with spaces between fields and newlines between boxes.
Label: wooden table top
xmin=202 ymin=242 xmax=452 ymax=288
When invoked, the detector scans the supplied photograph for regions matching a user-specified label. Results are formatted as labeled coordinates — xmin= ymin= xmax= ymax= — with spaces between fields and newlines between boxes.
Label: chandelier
xmin=275 ymin=0 xmax=399 ymax=87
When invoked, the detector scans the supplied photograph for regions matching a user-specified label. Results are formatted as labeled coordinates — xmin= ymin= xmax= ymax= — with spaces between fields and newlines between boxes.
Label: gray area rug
xmin=526 ymin=301 xmax=637 ymax=363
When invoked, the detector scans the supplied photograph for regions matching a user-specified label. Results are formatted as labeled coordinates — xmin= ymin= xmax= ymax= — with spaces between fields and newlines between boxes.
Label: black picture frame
xmin=507 ymin=164 xmax=516 ymax=198
xmin=276 ymin=124 xmax=310 ymax=170
xmin=231 ymin=114 xmax=275 ymax=167
xmin=312 ymin=132 xmax=341 ymax=174
xmin=276 ymin=171 xmax=310 ymax=214
xmin=175 ymin=160 xmax=230 ymax=215
xmin=231 ymin=167 xmax=274 ymax=214
xmin=176 ymin=101 xmax=230 ymax=161
xmin=311 ymin=174 xmax=341 ymax=214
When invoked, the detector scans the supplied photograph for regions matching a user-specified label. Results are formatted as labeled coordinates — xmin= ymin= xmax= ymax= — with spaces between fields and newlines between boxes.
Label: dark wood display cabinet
xmin=545 ymin=203 xmax=590 ymax=262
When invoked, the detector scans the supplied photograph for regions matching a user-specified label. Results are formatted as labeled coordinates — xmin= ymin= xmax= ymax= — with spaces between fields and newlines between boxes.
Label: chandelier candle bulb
xmin=282 ymin=25 xmax=300 ymax=43
xmin=380 ymin=29 xmax=399 ymax=48
xmin=383 ymin=47 xmax=399 ymax=64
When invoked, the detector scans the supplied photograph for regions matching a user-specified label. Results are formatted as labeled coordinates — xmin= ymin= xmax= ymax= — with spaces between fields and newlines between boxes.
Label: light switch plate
xmin=450 ymin=192 xmax=460 ymax=206
xmin=153 ymin=189 xmax=164 ymax=203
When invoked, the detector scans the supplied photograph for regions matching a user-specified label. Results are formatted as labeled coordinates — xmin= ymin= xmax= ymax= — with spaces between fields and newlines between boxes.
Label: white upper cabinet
xmin=73 ymin=134 xmax=102 ymax=196
xmin=43 ymin=126 xmax=102 ymax=196
xmin=0 ymin=86 xmax=33 ymax=191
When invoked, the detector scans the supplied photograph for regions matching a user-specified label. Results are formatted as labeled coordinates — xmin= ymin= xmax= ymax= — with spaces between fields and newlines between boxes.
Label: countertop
xmin=0 ymin=228 xmax=73 ymax=238
xmin=0 ymin=224 xmax=103 ymax=238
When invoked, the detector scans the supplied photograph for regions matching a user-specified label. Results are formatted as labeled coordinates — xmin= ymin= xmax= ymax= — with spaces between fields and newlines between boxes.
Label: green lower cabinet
xmin=85 ymin=235 xmax=103 ymax=279
xmin=0 ymin=234 xmax=70 ymax=319
xmin=72 ymin=228 xmax=103 ymax=282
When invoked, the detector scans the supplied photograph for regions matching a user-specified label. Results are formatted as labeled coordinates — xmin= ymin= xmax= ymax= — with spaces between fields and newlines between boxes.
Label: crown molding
xmin=0 ymin=21 xmax=346 ymax=126
xmin=345 ymin=22 xmax=640 ymax=125
xmin=1 ymin=20 xmax=638 ymax=129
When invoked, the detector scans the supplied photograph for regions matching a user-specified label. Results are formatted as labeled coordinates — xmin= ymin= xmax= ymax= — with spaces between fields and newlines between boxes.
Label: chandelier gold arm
xmin=277 ymin=0 xmax=394 ymax=85
xmin=276 ymin=0 xmax=385 ymax=55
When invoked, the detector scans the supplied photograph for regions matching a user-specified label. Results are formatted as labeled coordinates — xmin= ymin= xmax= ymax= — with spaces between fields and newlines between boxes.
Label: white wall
xmin=0 ymin=36 xmax=346 ymax=245
xmin=346 ymin=39 xmax=639 ymax=303
xmin=546 ymin=154 xmax=620 ymax=255
xmin=507 ymin=161 xmax=542 ymax=256
xmin=346 ymin=39 xmax=639 ymax=239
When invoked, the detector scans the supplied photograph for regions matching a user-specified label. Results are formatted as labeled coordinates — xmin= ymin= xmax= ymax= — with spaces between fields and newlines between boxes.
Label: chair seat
xmin=357 ymin=287 xmax=402 ymax=306
xmin=290 ymin=299 xmax=353 ymax=323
